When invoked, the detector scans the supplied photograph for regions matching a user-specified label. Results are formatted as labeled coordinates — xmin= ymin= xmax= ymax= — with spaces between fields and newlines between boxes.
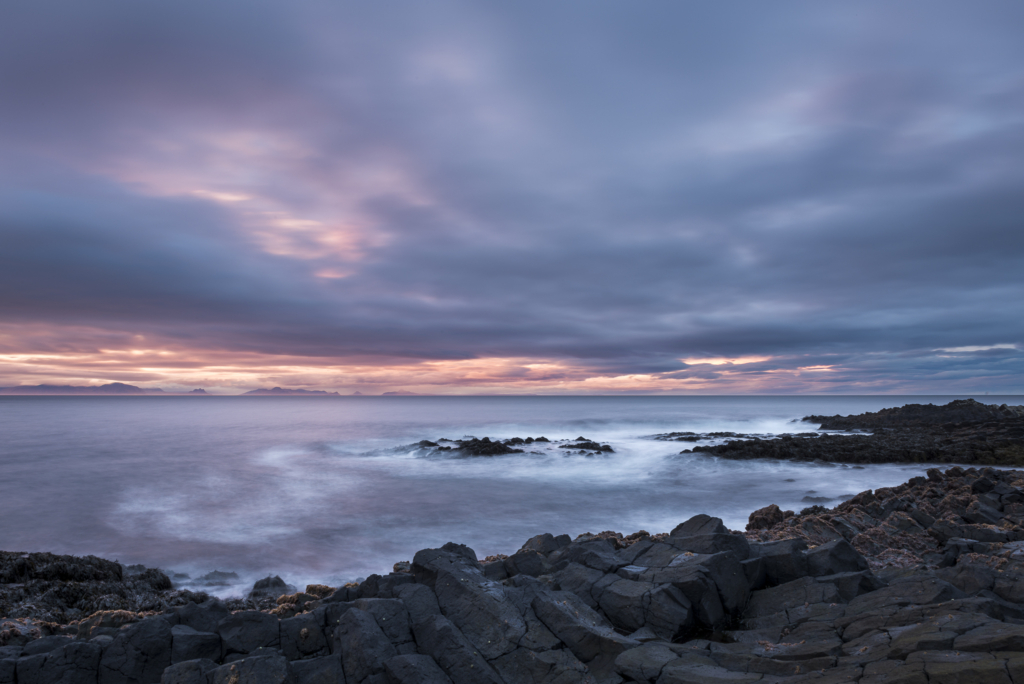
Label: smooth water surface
xmin=1 ymin=395 xmax=1015 ymax=595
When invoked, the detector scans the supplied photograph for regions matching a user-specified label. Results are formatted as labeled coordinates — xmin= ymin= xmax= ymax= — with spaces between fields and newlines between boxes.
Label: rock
xmin=160 ymin=658 xmax=218 ymax=684
xmin=666 ymin=533 xmax=750 ymax=560
xmin=551 ymin=540 xmax=625 ymax=574
xmin=16 ymin=642 xmax=103 ymax=684
xmin=412 ymin=545 xmax=525 ymax=660
xmin=531 ymin=590 xmax=640 ymax=665
xmin=333 ymin=607 xmax=396 ymax=683
xmin=351 ymin=599 xmax=413 ymax=652
xmin=280 ymin=612 xmax=328 ymax=661
xmin=391 ymin=584 xmax=441 ymax=628
xmin=217 ymin=611 xmax=281 ymax=658
xmin=175 ymin=600 xmax=230 ymax=634
xmin=170 ymin=625 xmax=221 ymax=664
xmin=614 ymin=642 xmax=680 ymax=682
xmin=383 ymin=654 xmax=452 ymax=684
xmin=670 ymin=514 xmax=728 ymax=537
xmin=804 ymin=539 xmax=869 ymax=576
xmin=504 ymin=550 xmax=551 ymax=578
xmin=23 ymin=635 xmax=73 ymax=656
xmin=208 ymin=654 xmax=293 ymax=684
xmin=490 ymin=648 xmax=593 ymax=684
xmin=289 ymin=654 xmax=345 ymax=684
xmin=409 ymin=614 xmax=503 ymax=684
xmin=98 ymin=617 xmax=173 ymax=684
xmin=751 ymin=538 xmax=809 ymax=585
xmin=520 ymin=533 xmax=570 ymax=556
xmin=954 ymin=622 xmax=1024 ymax=652
xmin=747 ymin=504 xmax=786 ymax=531
xmin=249 ymin=576 xmax=297 ymax=601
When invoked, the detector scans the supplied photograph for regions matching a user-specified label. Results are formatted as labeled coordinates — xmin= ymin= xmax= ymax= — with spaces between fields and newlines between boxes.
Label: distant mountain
xmin=242 ymin=387 xmax=340 ymax=396
xmin=351 ymin=391 xmax=364 ymax=395
xmin=0 ymin=382 xmax=163 ymax=395
xmin=187 ymin=389 xmax=208 ymax=394
xmin=381 ymin=390 xmax=419 ymax=396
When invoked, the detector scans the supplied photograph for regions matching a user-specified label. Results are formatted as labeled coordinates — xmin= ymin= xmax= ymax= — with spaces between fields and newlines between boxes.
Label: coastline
xmin=5 ymin=464 xmax=1024 ymax=683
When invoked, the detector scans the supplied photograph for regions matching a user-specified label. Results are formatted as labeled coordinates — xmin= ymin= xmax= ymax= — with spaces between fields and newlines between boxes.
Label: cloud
xmin=0 ymin=1 xmax=1023 ymax=392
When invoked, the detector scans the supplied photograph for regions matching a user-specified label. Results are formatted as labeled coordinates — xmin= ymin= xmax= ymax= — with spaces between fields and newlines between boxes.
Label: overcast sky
xmin=1 ymin=1 xmax=1022 ymax=394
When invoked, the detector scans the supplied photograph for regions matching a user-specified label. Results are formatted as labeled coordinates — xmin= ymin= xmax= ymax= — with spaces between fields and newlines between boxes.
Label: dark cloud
xmin=1 ymin=0 xmax=1023 ymax=391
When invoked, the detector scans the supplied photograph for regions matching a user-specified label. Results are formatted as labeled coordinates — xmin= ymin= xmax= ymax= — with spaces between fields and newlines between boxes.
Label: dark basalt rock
xmin=558 ymin=441 xmax=613 ymax=452
xmin=453 ymin=437 xmax=524 ymax=456
xmin=683 ymin=399 xmax=1024 ymax=466
xmin=806 ymin=398 xmax=1024 ymax=430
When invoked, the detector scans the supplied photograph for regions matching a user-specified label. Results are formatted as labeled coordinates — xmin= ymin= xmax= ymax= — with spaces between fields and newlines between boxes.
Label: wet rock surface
xmin=685 ymin=399 xmax=1024 ymax=465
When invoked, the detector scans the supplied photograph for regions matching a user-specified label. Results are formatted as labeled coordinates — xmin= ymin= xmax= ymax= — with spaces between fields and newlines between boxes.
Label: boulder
xmin=614 ymin=642 xmax=680 ymax=683
xmin=99 ymin=617 xmax=174 ymax=684
xmin=520 ymin=533 xmax=571 ymax=556
xmin=280 ymin=612 xmax=328 ymax=661
xmin=409 ymin=614 xmax=503 ymax=684
xmin=175 ymin=600 xmax=230 ymax=634
xmin=351 ymin=599 xmax=414 ymax=652
xmin=333 ymin=607 xmax=396 ymax=683
xmin=412 ymin=545 xmax=525 ymax=660
xmin=217 ymin=611 xmax=281 ymax=657
xmin=208 ymin=654 xmax=293 ymax=684
xmin=750 ymin=538 xmax=809 ymax=585
xmin=531 ymin=590 xmax=640 ymax=665
xmin=746 ymin=505 xmax=786 ymax=532
xmin=16 ymin=642 xmax=103 ymax=684
xmin=804 ymin=539 xmax=869 ymax=577
xmin=670 ymin=514 xmax=728 ymax=537
xmin=249 ymin=576 xmax=297 ymax=601
xmin=160 ymin=658 xmax=218 ymax=684
xmin=170 ymin=625 xmax=221 ymax=664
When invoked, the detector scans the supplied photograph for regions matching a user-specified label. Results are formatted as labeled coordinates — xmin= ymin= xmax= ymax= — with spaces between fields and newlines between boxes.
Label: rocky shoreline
xmin=4 ymin=464 xmax=1024 ymax=682
xmin=4 ymin=399 xmax=1024 ymax=683
xmin=684 ymin=399 xmax=1024 ymax=465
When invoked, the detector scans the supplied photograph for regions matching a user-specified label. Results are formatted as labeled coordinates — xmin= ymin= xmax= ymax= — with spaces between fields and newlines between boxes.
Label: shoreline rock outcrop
xmin=8 ymin=468 xmax=1024 ymax=682
xmin=683 ymin=399 xmax=1024 ymax=465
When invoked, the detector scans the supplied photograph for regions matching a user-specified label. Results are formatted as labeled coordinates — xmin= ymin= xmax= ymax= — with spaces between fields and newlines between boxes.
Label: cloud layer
xmin=1 ymin=1 xmax=1022 ymax=393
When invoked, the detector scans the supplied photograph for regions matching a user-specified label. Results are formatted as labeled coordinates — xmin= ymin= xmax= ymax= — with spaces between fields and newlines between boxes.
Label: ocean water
xmin=0 ymin=394 xmax=1016 ymax=597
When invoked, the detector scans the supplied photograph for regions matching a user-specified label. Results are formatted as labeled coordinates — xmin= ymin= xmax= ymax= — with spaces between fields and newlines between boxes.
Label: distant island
xmin=0 ymin=383 xmax=210 ymax=395
xmin=381 ymin=390 xmax=419 ymax=395
xmin=242 ymin=387 xmax=341 ymax=396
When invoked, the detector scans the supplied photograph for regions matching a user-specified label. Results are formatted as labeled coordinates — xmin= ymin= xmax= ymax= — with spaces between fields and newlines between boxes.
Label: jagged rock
xmin=805 ymin=539 xmax=869 ymax=576
xmin=412 ymin=544 xmax=525 ymax=660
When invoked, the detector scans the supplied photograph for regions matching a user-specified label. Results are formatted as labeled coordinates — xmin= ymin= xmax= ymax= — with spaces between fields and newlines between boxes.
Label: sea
xmin=0 ymin=394 xmax=1017 ymax=597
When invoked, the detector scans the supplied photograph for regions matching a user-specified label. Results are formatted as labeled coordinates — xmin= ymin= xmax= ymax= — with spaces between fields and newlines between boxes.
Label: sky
xmin=1 ymin=1 xmax=1023 ymax=395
